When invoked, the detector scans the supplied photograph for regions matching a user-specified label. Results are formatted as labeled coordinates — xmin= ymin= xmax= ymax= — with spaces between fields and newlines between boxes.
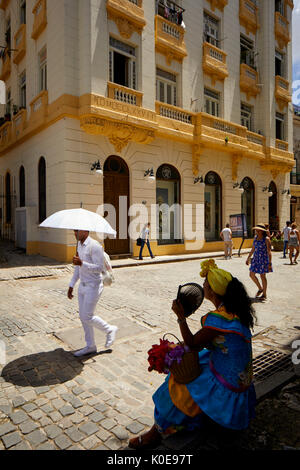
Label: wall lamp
xmin=144 ymin=168 xmax=155 ymax=181
xmin=91 ymin=160 xmax=103 ymax=176
xmin=282 ymin=189 xmax=291 ymax=197
xmin=233 ymin=182 xmax=244 ymax=193
xmin=194 ymin=175 xmax=205 ymax=186
xmin=262 ymin=187 xmax=273 ymax=197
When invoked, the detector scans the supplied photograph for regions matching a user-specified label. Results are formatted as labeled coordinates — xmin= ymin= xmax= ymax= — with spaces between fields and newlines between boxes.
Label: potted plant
xmin=271 ymin=233 xmax=284 ymax=251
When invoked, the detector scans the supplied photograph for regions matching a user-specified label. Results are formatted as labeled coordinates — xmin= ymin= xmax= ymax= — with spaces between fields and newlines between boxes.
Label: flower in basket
xmin=147 ymin=339 xmax=189 ymax=375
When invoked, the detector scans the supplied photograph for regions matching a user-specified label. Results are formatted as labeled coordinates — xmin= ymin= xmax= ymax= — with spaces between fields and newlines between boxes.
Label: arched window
xmin=241 ymin=177 xmax=255 ymax=237
xmin=38 ymin=157 xmax=46 ymax=223
xmin=5 ymin=172 xmax=11 ymax=223
xmin=19 ymin=166 xmax=25 ymax=207
xmin=204 ymin=171 xmax=222 ymax=241
xmin=269 ymin=181 xmax=278 ymax=232
xmin=156 ymin=164 xmax=181 ymax=245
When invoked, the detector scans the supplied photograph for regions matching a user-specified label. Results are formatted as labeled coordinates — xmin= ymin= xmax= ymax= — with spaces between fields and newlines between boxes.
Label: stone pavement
xmin=0 ymin=247 xmax=300 ymax=451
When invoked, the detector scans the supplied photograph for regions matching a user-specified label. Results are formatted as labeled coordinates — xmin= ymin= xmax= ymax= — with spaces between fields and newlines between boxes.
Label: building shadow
xmin=1 ymin=348 xmax=83 ymax=387
xmin=0 ymin=240 xmax=67 ymax=269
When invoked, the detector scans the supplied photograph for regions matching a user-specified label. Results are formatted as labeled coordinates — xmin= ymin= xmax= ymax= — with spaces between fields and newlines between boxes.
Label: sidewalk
xmin=0 ymin=245 xmax=299 ymax=451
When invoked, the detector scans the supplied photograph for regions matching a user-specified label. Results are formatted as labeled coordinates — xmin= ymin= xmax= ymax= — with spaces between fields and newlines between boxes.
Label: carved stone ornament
xmin=232 ymin=154 xmax=242 ymax=181
xmin=80 ymin=116 xmax=155 ymax=152
xmin=107 ymin=11 xmax=142 ymax=39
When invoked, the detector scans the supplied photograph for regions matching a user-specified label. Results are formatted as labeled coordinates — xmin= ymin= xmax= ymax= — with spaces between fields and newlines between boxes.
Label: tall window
xmin=20 ymin=0 xmax=26 ymax=25
xmin=19 ymin=71 xmax=26 ymax=108
xmin=19 ymin=166 xmax=25 ymax=207
xmin=5 ymin=18 xmax=11 ymax=51
xmin=240 ymin=35 xmax=255 ymax=69
xmin=5 ymin=172 xmax=11 ymax=223
xmin=276 ymin=112 xmax=285 ymax=140
xmin=275 ymin=0 xmax=285 ymax=15
xmin=241 ymin=103 xmax=253 ymax=131
xmin=204 ymin=88 xmax=220 ymax=117
xmin=38 ymin=157 xmax=46 ymax=223
xmin=6 ymin=88 xmax=12 ymax=116
xmin=204 ymin=12 xmax=219 ymax=47
xmin=38 ymin=47 xmax=47 ymax=92
xmin=205 ymin=172 xmax=222 ymax=241
xmin=109 ymin=37 xmax=137 ymax=90
xmin=241 ymin=177 xmax=255 ymax=237
xmin=156 ymin=165 xmax=181 ymax=245
xmin=156 ymin=68 xmax=177 ymax=106
xmin=275 ymin=50 xmax=285 ymax=77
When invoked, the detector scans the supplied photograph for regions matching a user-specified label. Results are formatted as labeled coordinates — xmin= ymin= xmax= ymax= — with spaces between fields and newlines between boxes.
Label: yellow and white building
xmin=0 ymin=0 xmax=295 ymax=262
xmin=291 ymin=105 xmax=300 ymax=224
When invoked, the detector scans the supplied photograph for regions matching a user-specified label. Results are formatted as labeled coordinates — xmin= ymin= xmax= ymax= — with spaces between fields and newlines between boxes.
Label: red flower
xmin=147 ymin=339 xmax=175 ymax=374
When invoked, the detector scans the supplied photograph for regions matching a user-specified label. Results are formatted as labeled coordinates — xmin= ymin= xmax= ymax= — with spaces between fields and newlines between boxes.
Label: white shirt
xmin=69 ymin=236 xmax=104 ymax=288
xmin=221 ymin=228 xmax=232 ymax=242
xmin=283 ymin=226 xmax=291 ymax=241
xmin=141 ymin=226 xmax=150 ymax=240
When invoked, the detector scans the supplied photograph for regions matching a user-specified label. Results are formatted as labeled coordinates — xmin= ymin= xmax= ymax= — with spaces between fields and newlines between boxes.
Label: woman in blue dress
xmin=246 ymin=223 xmax=273 ymax=301
xmin=128 ymin=259 xmax=257 ymax=449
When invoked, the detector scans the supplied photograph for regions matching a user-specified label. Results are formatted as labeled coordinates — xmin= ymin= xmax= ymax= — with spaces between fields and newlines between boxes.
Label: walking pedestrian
xmin=68 ymin=230 xmax=118 ymax=357
xmin=139 ymin=223 xmax=155 ymax=260
xmin=282 ymin=221 xmax=291 ymax=259
xmin=128 ymin=259 xmax=256 ymax=449
xmin=220 ymin=223 xmax=233 ymax=259
xmin=288 ymin=223 xmax=300 ymax=265
xmin=246 ymin=223 xmax=272 ymax=301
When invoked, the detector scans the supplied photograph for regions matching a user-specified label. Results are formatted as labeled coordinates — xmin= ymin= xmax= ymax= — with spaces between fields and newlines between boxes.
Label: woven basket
xmin=163 ymin=333 xmax=202 ymax=384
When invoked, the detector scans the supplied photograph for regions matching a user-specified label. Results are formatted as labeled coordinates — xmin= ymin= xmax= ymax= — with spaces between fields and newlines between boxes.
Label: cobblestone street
xmin=0 ymin=249 xmax=300 ymax=451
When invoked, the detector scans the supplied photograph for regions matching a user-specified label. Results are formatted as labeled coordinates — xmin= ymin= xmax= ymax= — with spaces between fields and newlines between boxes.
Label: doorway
xmin=103 ymin=156 xmax=130 ymax=255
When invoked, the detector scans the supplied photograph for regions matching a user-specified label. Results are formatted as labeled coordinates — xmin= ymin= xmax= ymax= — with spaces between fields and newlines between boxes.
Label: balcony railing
xmin=107 ymin=82 xmax=143 ymax=106
xmin=246 ymin=130 xmax=265 ymax=146
xmin=240 ymin=63 xmax=260 ymax=99
xmin=274 ymin=12 xmax=290 ymax=49
xmin=0 ymin=121 xmax=12 ymax=148
xmin=13 ymin=24 xmax=26 ymax=65
xmin=29 ymin=90 xmax=48 ymax=128
xmin=32 ymin=0 xmax=47 ymax=40
xmin=156 ymin=0 xmax=184 ymax=26
xmin=12 ymin=108 xmax=27 ymax=140
xmin=239 ymin=0 xmax=259 ymax=35
xmin=275 ymin=76 xmax=291 ymax=109
xmin=198 ymin=113 xmax=247 ymax=152
xmin=202 ymin=42 xmax=228 ymax=84
xmin=156 ymin=101 xmax=193 ymax=124
xmin=155 ymin=15 xmax=187 ymax=63
xmin=106 ymin=0 xmax=145 ymax=38
xmin=275 ymin=139 xmax=288 ymax=151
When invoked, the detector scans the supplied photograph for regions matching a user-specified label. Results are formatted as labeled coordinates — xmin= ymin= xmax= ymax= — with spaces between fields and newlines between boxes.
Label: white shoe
xmin=105 ymin=326 xmax=118 ymax=348
xmin=73 ymin=346 xmax=97 ymax=357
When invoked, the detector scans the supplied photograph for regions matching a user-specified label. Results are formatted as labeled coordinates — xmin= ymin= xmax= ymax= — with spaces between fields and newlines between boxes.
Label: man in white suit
xmin=68 ymin=230 xmax=118 ymax=357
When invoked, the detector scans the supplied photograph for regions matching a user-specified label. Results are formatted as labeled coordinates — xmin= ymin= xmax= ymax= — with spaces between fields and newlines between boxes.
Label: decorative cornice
xmin=80 ymin=116 xmax=155 ymax=152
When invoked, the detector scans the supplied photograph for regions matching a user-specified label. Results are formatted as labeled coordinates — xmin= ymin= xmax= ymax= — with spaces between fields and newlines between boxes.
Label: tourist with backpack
xmin=68 ymin=230 xmax=118 ymax=357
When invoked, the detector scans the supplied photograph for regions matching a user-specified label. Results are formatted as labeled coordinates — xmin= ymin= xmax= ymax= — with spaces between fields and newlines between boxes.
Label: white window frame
xmin=241 ymin=103 xmax=253 ymax=131
xmin=109 ymin=37 xmax=137 ymax=90
xmin=204 ymin=88 xmax=220 ymax=117
xmin=38 ymin=47 xmax=47 ymax=92
xmin=275 ymin=49 xmax=285 ymax=78
xmin=19 ymin=71 xmax=26 ymax=108
xmin=204 ymin=12 xmax=219 ymax=47
xmin=156 ymin=68 xmax=177 ymax=106
xmin=240 ymin=35 xmax=255 ymax=69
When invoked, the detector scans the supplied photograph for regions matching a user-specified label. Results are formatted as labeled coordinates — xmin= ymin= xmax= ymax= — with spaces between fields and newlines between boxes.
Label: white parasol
xmin=39 ymin=208 xmax=116 ymax=251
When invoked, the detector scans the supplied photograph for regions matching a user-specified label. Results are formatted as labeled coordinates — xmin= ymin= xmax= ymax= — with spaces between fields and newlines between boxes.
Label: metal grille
xmin=253 ymin=349 xmax=294 ymax=383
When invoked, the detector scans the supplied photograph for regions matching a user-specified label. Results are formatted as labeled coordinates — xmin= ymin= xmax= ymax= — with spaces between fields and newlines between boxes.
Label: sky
xmin=292 ymin=0 xmax=300 ymax=105
xmin=0 ymin=3 xmax=299 ymax=106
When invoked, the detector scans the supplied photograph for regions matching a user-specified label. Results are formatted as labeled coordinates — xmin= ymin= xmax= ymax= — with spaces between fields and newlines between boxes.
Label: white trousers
xmin=78 ymin=282 xmax=112 ymax=348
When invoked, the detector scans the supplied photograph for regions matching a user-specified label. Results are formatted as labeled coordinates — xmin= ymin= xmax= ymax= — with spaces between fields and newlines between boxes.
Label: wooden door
xmin=104 ymin=156 xmax=130 ymax=255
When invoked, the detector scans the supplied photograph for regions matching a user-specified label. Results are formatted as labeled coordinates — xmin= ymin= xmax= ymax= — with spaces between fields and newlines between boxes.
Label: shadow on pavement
xmin=0 ymin=240 xmax=64 ymax=269
xmin=1 ymin=348 xmax=83 ymax=387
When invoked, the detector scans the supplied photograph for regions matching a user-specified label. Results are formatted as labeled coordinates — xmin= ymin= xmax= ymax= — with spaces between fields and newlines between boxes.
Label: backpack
xmin=89 ymin=241 xmax=115 ymax=287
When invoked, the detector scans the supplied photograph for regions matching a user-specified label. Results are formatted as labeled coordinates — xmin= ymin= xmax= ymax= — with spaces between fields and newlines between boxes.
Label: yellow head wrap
xmin=200 ymin=259 xmax=232 ymax=296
